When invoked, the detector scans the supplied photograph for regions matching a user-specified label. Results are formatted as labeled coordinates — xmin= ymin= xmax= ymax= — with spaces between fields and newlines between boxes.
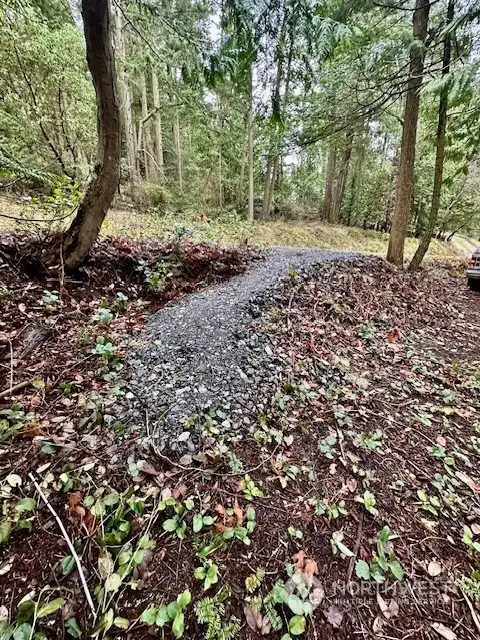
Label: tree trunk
xmin=151 ymin=70 xmax=165 ymax=181
xmin=322 ymin=147 xmax=337 ymax=221
xmin=331 ymin=131 xmax=354 ymax=223
xmin=408 ymin=0 xmax=454 ymax=272
xmin=173 ymin=111 xmax=183 ymax=191
xmin=139 ymin=70 xmax=155 ymax=181
xmin=386 ymin=0 xmax=430 ymax=266
xmin=62 ymin=0 xmax=120 ymax=270
xmin=247 ymin=75 xmax=254 ymax=222
xmin=114 ymin=7 xmax=139 ymax=201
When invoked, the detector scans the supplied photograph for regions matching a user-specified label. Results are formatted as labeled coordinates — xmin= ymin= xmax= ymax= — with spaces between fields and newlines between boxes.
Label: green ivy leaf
xmin=288 ymin=615 xmax=306 ymax=636
xmin=13 ymin=623 xmax=32 ymax=640
xmin=287 ymin=594 xmax=304 ymax=616
xmin=15 ymin=498 xmax=36 ymax=513
xmin=176 ymin=589 xmax=191 ymax=609
xmin=37 ymin=598 xmax=65 ymax=619
xmin=172 ymin=612 xmax=185 ymax=638
xmin=140 ymin=606 xmax=158 ymax=625
xmin=113 ymin=617 xmax=129 ymax=630
xmin=163 ymin=518 xmax=178 ymax=532
xmin=355 ymin=559 xmax=371 ymax=580
xmin=388 ymin=559 xmax=404 ymax=581
xmin=193 ymin=514 xmax=203 ymax=533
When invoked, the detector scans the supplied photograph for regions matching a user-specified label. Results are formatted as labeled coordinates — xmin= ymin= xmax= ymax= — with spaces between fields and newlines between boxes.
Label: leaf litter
xmin=0 ymin=249 xmax=479 ymax=639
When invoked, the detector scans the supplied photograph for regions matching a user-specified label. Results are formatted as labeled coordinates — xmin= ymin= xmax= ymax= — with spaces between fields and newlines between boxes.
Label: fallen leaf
xmin=137 ymin=460 xmax=160 ymax=476
xmin=325 ymin=604 xmax=344 ymax=628
xmin=233 ymin=498 xmax=244 ymax=525
xmin=471 ymin=524 xmax=480 ymax=535
xmin=436 ymin=435 xmax=447 ymax=447
xmin=373 ymin=616 xmax=384 ymax=634
xmin=377 ymin=593 xmax=390 ymax=618
xmin=304 ymin=558 xmax=319 ymax=575
xmin=244 ymin=604 xmax=264 ymax=632
xmin=346 ymin=478 xmax=357 ymax=492
xmin=388 ymin=599 xmax=399 ymax=617
xmin=172 ymin=484 xmax=187 ymax=499
xmin=428 ymin=561 xmax=442 ymax=577
xmin=431 ymin=623 xmax=457 ymax=640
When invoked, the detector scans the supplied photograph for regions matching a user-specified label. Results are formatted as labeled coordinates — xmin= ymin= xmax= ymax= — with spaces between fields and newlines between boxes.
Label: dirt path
xmin=120 ymin=247 xmax=355 ymax=453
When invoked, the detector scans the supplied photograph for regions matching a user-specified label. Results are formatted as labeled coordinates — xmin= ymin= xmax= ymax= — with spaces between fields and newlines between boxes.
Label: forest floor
xmin=0 ymin=231 xmax=479 ymax=640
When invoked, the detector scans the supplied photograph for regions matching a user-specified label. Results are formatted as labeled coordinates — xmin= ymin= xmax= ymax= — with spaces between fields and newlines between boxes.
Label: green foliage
xmin=140 ymin=590 xmax=191 ymax=638
xmin=355 ymin=526 xmax=404 ymax=583
xmin=194 ymin=589 xmax=240 ymax=640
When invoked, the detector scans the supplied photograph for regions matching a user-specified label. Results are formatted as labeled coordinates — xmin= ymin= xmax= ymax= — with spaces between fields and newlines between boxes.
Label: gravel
xmin=120 ymin=247 xmax=354 ymax=453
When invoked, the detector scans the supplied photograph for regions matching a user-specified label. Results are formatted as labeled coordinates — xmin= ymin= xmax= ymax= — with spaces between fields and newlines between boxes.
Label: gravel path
xmin=122 ymin=247 xmax=354 ymax=453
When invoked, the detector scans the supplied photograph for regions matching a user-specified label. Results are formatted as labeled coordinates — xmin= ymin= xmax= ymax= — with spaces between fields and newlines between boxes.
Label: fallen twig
xmin=28 ymin=471 xmax=96 ymax=619
xmin=0 ymin=379 xmax=30 ymax=399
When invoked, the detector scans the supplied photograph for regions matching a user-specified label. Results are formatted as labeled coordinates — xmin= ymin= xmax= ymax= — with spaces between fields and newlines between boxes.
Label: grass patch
xmin=0 ymin=195 xmax=463 ymax=260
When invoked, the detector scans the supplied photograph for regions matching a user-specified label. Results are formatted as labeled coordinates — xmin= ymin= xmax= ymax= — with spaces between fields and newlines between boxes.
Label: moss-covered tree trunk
xmin=408 ymin=0 xmax=454 ymax=272
xmin=386 ymin=0 xmax=430 ymax=266
xmin=62 ymin=0 xmax=120 ymax=270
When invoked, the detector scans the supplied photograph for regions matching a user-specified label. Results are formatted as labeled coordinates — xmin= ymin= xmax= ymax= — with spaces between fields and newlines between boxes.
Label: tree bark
xmin=173 ymin=110 xmax=183 ymax=191
xmin=386 ymin=0 xmax=430 ymax=266
xmin=62 ymin=0 xmax=120 ymax=270
xmin=139 ymin=70 xmax=155 ymax=181
xmin=322 ymin=147 xmax=337 ymax=221
xmin=151 ymin=69 xmax=165 ymax=181
xmin=331 ymin=131 xmax=354 ymax=223
xmin=114 ymin=7 xmax=139 ymax=201
xmin=408 ymin=0 xmax=454 ymax=271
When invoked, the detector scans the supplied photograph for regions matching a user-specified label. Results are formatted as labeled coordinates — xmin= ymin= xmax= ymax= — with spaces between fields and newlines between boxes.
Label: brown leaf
xmin=346 ymin=478 xmax=358 ymax=492
xmin=292 ymin=550 xmax=306 ymax=571
xmin=68 ymin=492 xmax=83 ymax=511
xmin=304 ymin=558 xmax=319 ymax=575
xmin=387 ymin=327 xmax=401 ymax=343
xmin=172 ymin=483 xmax=187 ymax=499
xmin=388 ymin=599 xmax=399 ymax=618
xmin=325 ymin=604 xmax=344 ymax=628
xmin=471 ymin=524 xmax=480 ymax=535
xmin=137 ymin=460 xmax=161 ymax=476
xmin=244 ymin=604 xmax=263 ymax=632
xmin=233 ymin=498 xmax=244 ymax=525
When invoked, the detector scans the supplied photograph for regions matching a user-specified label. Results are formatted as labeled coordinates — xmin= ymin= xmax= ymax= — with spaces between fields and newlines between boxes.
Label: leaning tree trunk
xmin=62 ymin=0 xmax=120 ymax=270
xmin=139 ymin=70 xmax=155 ymax=181
xmin=408 ymin=0 xmax=454 ymax=272
xmin=386 ymin=0 xmax=430 ymax=266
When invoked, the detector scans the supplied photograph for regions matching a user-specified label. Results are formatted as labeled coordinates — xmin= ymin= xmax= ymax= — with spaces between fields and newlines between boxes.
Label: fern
xmin=245 ymin=567 xmax=265 ymax=593
xmin=0 ymin=144 xmax=55 ymax=185
xmin=194 ymin=592 xmax=239 ymax=640
xmin=263 ymin=594 xmax=283 ymax=631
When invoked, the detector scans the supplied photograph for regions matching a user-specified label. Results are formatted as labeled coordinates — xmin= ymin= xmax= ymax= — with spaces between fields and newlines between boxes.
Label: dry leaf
xmin=372 ymin=616 xmax=384 ymax=634
xmin=293 ymin=550 xmax=306 ymax=570
xmin=137 ymin=460 xmax=161 ymax=476
xmin=304 ymin=558 xmax=319 ymax=575
xmin=387 ymin=327 xmax=401 ymax=343
xmin=428 ymin=561 xmax=442 ymax=577
xmin=233 ymin=498 xmax=244 ymax=525
xmin=389 ymin=599 xmax=399 ymax=617
xmin=471 ymin=523 xmax=480 ymax=535
xmin=377 ymin=593 xmax=390 ymax=618
xmin=436 ymin=435 xmax=447 ymax=447
xmin=172 ymin=483 xmax=187 ymax=499
xmin=346 ymin=478 xmax=357 ymax=492
xmin=244 ymin=604 xmax=264 ymax=632
xmin=325 ymin=604 xmax=344 ymax=628
xmin=431 ymin=623 xmax=457 ymax=640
